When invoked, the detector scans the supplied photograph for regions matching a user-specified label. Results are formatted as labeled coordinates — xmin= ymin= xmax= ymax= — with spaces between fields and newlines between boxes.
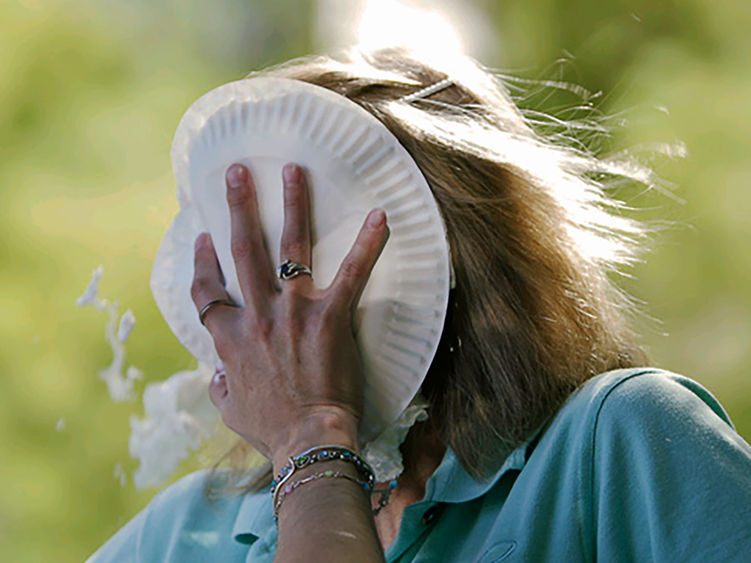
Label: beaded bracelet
xmin=272 ymin=469 xmax=372 ymax=520
xmin=271 ymin=445 xmax=376 ymax=508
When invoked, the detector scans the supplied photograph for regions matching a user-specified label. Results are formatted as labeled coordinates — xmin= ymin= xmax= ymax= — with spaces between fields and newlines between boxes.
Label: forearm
xmin=274 ymin=459 xmax=384 ymax=562
xmin=272 ymin=414 xmax=385 ymax=562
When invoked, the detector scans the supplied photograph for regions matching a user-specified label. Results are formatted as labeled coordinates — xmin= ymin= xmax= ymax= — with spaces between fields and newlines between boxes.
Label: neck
xmin=391 ymin=419 xmax=446 ymax=492
xmin=371 ymin=419 xmax=446 ymax=549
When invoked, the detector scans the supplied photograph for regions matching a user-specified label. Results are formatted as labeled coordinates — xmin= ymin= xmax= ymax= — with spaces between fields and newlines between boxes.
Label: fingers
xmin=226 ymin=163 xmax=275 ymax=310
xmin=330 ymin=209 xmax=389 ymax=312
xmin=191 ymin=233 xmax=237 ymax=333
xmin=279 ymin=163 xmax=313 ymax=289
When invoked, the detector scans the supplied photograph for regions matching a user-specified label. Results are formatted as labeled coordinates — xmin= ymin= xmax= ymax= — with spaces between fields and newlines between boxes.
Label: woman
xmin=90 ymin=47 xmax=751 ymax=561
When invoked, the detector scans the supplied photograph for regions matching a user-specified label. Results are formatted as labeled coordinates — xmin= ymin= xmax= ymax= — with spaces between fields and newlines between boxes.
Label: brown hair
xmin=208 ymin=46 xmax=649 ymax=493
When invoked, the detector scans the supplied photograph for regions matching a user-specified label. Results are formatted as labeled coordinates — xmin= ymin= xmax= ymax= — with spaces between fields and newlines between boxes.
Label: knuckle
xmin=190 ymin=276 xmax=211 ymax=301
xmin=282 ymin=293 xmax=310 ymax=327
xmin=280 ymin=295 xmax=296 ymax=321
xmin=281 ymin=240 xmax=306 ymax=260
xmin=340 ymin=258 xmax=364 ymax=282
xmin=226 ymin=186 xmax=251 ymax=209
xmin=231 ymin=238 xmax=253 ymax=262
xmin=319 ymin=297 xmax=344 ymax=326
xmin=212 ymin=334 xmax=234 ymax=360
xmin=283 ymin=182 xmax=304 ymax=208
xmin=249 ymin=315 xmax=274 ymax=341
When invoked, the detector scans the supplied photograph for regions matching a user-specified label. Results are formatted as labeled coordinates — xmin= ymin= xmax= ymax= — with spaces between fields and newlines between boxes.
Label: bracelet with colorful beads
xmin=272 ymin=469 xmax=372 ymax=520
xmin=271 ymin=445 xmax=376 ymax=509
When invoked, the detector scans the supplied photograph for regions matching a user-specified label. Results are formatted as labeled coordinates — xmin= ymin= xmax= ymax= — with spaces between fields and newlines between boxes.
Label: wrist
xmin=271 ymin=410 xmax=360 ymax=473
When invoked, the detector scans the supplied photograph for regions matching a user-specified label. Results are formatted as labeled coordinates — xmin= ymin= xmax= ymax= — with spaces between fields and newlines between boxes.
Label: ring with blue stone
xmin=277 ymin=258 xmax=312 ymax=281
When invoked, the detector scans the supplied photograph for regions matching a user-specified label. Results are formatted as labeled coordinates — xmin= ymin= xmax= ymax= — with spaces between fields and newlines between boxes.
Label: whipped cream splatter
xmin=76 ymin=266 xmax=142 ymax=402
xmin=363 ymin=393 xmax=429 ymax=482
xmin=129 ymin=363 xmax=218 ymax=488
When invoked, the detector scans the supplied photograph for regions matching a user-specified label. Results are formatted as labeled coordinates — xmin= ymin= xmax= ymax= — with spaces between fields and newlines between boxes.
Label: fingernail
xmin=283 ymin=163 xmax=301 ymax=185
xmin=227 ymin=163 xmax=248 ymax=189
xmin=195 ymin=232 xmax=208 ymax=250
xmin=367 ymin=208 xmax=386 ymax=228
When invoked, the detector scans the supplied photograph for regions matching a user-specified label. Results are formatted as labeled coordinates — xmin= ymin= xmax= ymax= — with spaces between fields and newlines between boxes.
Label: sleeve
xmin=85 ymin=470 xmax=251 ymax=562
xmin=85 ymin=470 xmax=209 ymax=563
xmin=86 ymin=506 xmax=147 ymax=563
xmin=591 ymin=372 xmax=751 ymax=562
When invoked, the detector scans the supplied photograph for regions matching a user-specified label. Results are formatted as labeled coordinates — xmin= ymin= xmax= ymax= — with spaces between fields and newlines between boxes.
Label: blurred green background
xmin=2 ymin=0 xmax=749 ymax=560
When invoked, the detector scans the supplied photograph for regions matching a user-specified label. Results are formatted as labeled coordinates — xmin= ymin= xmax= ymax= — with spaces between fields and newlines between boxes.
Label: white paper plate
xmin=151 ymin=77 xmax=451 ymax=441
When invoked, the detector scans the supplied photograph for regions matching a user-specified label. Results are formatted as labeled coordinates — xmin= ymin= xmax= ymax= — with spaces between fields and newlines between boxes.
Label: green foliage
xmin=1 ymin=1 xmax=749 ymax=561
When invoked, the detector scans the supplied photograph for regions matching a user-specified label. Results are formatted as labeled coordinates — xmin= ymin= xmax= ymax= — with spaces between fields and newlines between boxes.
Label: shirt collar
xmin=231 ymin=483 xmax=275 ymax=545
xmin=424 ymin=433 xmax=536 ymax=504
xmin=230 ymin=429 xmax=540 ymax=544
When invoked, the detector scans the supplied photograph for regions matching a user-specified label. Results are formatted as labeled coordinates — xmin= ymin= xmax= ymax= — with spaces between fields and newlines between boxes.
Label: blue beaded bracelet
xmin=273 ymin=469 xmax=373 ymax=520
xmin=271 ymin=445 xmax=376 ymax=507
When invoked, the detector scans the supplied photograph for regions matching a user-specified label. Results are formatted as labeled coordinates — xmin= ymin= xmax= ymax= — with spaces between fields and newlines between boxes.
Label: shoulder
xmin=545 ymin=366 xmax=745 ymax=475
xmin=526 ymin=367 xmax=726 ymax=477
xmin=141 ymin=469 xmax=252 ymax=543
xmin=548 ymin=368 xmax=751 ymax=560
xmin=88 ymin=470 xmax=250 ymax=562
xmin=553 ymin=367 xmax=734 ymax=435
xmin=145 ymin=469 xmax=238 ymax=514
xmin=475 ymin=368 xmax=751 ymax=561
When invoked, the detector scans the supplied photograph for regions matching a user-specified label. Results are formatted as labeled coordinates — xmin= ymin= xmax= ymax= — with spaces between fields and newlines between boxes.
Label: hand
xmin=190 ymin=162 xmax=389 ymax=471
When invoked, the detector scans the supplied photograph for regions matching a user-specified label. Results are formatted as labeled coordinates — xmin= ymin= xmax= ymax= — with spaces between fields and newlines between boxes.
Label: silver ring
xmin=198 ymin=298 xmax=239 ymax=326
xmin=277 ymin=258 xmax=312 ymax=281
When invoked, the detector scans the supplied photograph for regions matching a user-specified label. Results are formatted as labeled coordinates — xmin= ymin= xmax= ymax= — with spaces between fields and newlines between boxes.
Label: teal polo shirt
xmin=88 ymin=368 xmax=751 ymax=561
